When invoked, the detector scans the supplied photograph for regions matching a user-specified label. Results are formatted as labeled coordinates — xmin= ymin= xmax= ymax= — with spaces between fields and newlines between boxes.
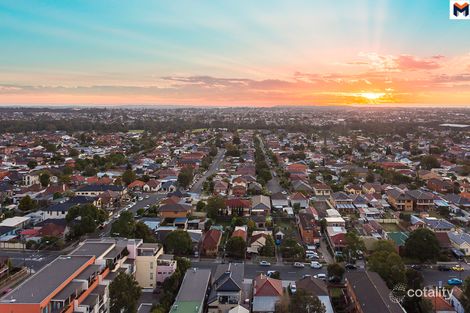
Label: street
xmin=190 ymin=148 xmax=226 ymax=194
xmin=191 ymin=260 xmax=327 ymax=281
xmin=256 ymin=135 xmax=284 ymax=194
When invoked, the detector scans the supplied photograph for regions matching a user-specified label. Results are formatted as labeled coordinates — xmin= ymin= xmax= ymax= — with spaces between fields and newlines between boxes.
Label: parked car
xmin=438 ymin=265 xmax=451 ymax=271
xmin=452 ymin=265 xmax=464 ymax=272
xmin=314 ymin=273 xmax=326 ymax=280
xmin=289 ymin=282 xmax=297 ymax=294
xmin=345 ymin=263 xmax=357 ymax=270
xmin=448 ymin=278 xmax=463 ymax=285
xmin=259 ymin=261 xmax=271 ymax=267
xmin=328 ymin=276 xmax=342 ymax=283
xmin=410 ymin=264 xmax=422 ymax=271
xmin=311 ymin=261 xmax=322 ymax=269
xmin=293 ymin=262 xmax=305 ymax=268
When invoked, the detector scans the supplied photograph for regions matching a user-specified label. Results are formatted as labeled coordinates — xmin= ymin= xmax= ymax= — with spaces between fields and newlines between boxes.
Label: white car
xmin=314 ymin=273 xmax=326 ymax=280
xmin=259 ymin=261 xmax=271 ymax=267
xmin=293 ymin=262 xmax=305 ymax=268
xmin=145 ymin=195 xmax=150 ymax=199
xmin=311 ymin=261 xmax=322 ymax=269
xmin=289 ymin=282 xmax=297 ymax=294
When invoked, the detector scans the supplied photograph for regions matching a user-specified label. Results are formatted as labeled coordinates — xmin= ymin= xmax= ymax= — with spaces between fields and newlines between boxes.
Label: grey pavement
xmin=190 ymin=148 xmax=225 ymax=194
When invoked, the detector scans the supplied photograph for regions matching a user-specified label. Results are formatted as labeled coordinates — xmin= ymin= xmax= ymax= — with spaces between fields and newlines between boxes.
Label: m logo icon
xmin=450 ymin=1 xmax=470 ymax=19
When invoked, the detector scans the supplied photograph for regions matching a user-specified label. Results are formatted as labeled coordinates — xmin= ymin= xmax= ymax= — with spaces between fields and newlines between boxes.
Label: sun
xmin=360 ymin=92 xmax=385 ymax=100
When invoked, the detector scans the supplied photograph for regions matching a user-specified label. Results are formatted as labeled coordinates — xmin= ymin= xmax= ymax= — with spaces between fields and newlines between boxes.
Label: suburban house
xmin=345 ymin=271 xmax=406 ymax=313
xmin=75 ymin=184 xmax=126 ymax=197
xmin=251 ymin=195 xmax=271 ymax=215
xmin=158 ymin=203 xmax=192 ymax=219
xmin=297 ymin=212 xmax=320 ymax=244
xmin=252 ymin=274 xmax=283 ymax=313
xmin=296 ymin=276 xmax=334 ymax=313
xmin=201 ymin=229 xmax=223 ymax=257
xmin=448 ymin=232 xmax=470 ymax=256
xmin=386 ymin=188 xmax=413 ymax=211
xmin=207 ymin=263 xmax=246 ymax=313
xmin=290 ymin=192 xmax=309 ymax=209
xmin=270 ymin=192 xmax=289 ymax=209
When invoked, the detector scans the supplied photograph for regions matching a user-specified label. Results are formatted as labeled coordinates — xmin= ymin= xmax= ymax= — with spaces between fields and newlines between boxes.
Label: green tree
xmin=289 ymin=290 xmax=326 ymax=313
xmin=327 ymin=263 xmax=345 ymax=280
xmin=122 ymin=169 xmax=136 ymax=185
xmin=205 ymin=196 xmax=225 ymax=218
xmin=280 ymin=237 xmax=304 ymax=260
xmin=109 ymin=272 xmax=141 ymax=313
xmin=18 ymin=195 xmax=36 ymax=211
xmin=177 ymin=167 xmax=194 ymax=189
xmin=110 ymin=211 xmax=135 ymax=238
xmin=259 ymin=235 xmax=275 ymax=257
xmin=404 ymin=228 xmax=440 ymax=263
xmin=344 ymin=231 xmax=365 ymax=262
xmin=135 ymin=221 xmax=156 ymax=243
xmin=368 ymin=240 xmax=406 ymax=288
xmin=39 ymin=172 xmax=50 ymax=187
xmin=164 ymin=230 xmax=192 ymax=256
xmin=226 ymin=236 xmax=246 ymax=259
xmin=420 ymin=155 xmax=440 ymax=170
xmin=27 ymin=160 xmax=38 ymax=169
xmin=196 ymin=200 xmax=206 ymax=212
xmin=66 ymin=204 xmax=107 ymax=238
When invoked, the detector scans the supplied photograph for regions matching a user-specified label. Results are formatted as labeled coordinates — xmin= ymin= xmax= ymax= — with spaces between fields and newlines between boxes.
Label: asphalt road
xmin=256 ymin=135 xmax=284 ymax=194
xmin=191 ymin=260 xmax=328 ymax=281
xmin=0 ymin=250 xmax=61 ymax=273
xmin=190 ymin=148 xmax=226 ymax=194
xmin=422 ymin=268 xmax=470 ymax=287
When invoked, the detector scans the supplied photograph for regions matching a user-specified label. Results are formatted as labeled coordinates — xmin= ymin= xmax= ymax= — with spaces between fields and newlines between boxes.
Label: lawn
xmin=380 ymin=223 xmax=402 ymax=232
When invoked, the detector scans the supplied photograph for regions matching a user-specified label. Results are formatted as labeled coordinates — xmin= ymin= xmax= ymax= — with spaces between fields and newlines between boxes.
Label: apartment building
xmin=135 ymin=243 xmax=163 ymax=289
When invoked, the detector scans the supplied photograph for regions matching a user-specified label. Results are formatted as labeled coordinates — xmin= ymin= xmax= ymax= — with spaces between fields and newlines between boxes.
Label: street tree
xmin=404 ymin=228 xmax=440 ymax=263
xmin=109 ymin=272 xmax=141 ymax=313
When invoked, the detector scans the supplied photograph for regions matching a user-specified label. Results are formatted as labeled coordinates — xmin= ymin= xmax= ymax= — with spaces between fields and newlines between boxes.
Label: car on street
xmin=448 ymin=278 xmax=463 ymax=285
xmin=293 ymin=262 xmax=305 ymax=268
xmin=145 ymin=195 xmax=150 ymax=199
xmin=314 ymin=273 xmax=326 ymax=280
xmin=266 ymin=270 xmax=279 ymax=278
xmin=138 ymin=197 xmax=144 ymax=201
xmin=452 ymin=265 xmax=464 ymax=272
xmin=438 ymin=265 xmax=451 ymax=271
xmin=410 ymin=264 xmax=423 ymax=271
xmin=345 ymin=263 xmax=357 ymax=270
xmin=311 ymin=261 xmax=322 ymax=269
xmin=289 ymin=282 xmax=297 ymax=294
xmin=259 ymin=261 xmax=271 ymax=267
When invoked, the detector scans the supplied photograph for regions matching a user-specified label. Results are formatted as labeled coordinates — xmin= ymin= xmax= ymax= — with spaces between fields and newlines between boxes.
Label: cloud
xmin=396 ymin=54 xmax=442 ymax=70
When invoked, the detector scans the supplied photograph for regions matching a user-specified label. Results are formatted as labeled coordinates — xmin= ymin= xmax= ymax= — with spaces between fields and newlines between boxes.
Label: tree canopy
xmin=164 ymin=230 xmax=192 ymax=256
xmin=404 ymin=228 xmax=440 ymax=263
xmin=225 ymin=236 xmax=246 ymax=259
xmin=368 ymin=240 xmax=406 ymax=288
xmin=109 ymin=272 xmax=141 ymax=313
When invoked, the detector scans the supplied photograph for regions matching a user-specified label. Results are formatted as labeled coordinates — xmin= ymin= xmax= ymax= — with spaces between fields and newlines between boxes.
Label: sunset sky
xmin=1 ymin=0 xmax=470 ymax=107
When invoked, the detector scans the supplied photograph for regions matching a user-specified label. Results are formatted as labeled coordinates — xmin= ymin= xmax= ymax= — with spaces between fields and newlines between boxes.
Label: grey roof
xmin=175 ymin=268 xmax=211 ymax=302
xmin=3 ymin=255 xmax=93 ymax=303
xmin=252 ymin=296 xmax=279 ymax=312
xmin=448 ymin=232 xmax=470 ymax=245
xmin=77 ymin=184 xmax=124 ymax=192
xmin=71 ymin=242 xmax=114 ymax=258
xmin=51 ymin=281 xmax=83 ymax=301
xmin=345 ymin=271 xmax=404 ymax=313
xmin=209 ymin=263 xmax=244 ymax=303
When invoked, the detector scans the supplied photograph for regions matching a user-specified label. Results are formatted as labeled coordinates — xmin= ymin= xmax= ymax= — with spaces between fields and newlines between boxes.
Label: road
xmin=256 ymin=135 xmax=284 ymax=194
xmin=422 ymin=268 xmax=470 ymax=287
xmin=191 ymin=260 xmax=327 ymax=281
xmin=190 ymin=148 xmax=226 ymax=194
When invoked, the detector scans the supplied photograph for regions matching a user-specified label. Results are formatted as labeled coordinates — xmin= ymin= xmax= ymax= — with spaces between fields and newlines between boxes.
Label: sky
xmin=1 ymin=0 xmax=470 ymax=107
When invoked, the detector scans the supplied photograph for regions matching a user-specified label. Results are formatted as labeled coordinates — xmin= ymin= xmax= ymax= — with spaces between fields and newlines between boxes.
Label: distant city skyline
xmin=1 ymin=1 xmax=470 ymax=107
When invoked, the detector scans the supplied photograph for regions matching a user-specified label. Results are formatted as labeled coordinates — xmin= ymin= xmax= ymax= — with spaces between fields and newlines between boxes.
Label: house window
xmin=150 ymin=273 xmax=153 ymax=280
xmin=150 ymin=262 xmax=153 ymax=269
